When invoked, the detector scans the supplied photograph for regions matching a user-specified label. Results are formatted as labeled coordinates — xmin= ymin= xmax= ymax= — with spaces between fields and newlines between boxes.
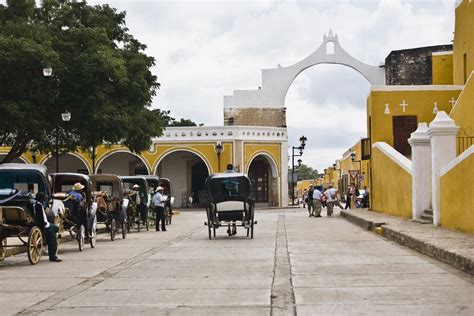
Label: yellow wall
xmin=450 ymin=72 xmax=474 ymax=153
xmin=371 ymin=144 xmax=412 ymax=218
xmin=368 ymin=88 xmax=462 ymax=146
xmin=453 ymin=0 xmax=474 ymax=85
xmin=432 ymin=53 xmax=454 ymax=85
xmin=440 ymin=151 xmax=474 ymax=234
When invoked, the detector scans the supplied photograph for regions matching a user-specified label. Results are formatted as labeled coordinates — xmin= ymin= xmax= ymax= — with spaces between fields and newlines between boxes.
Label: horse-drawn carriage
xmin=0 ymin=164 xmax=60 ymax=264
xmin=143 ymin=175 xmax=159 ymax=227
xmin=121 ymin=176 xmax=150 ymax=232
xmin=90 ymin=174 xmax=128 ymax=241
xmin=159 ymin=178 xmax=174 ymax=225
xmin=50 ymin=173 xmax=98 ymax=251
xmin=204 ymin=173 xmax=256 ymax=239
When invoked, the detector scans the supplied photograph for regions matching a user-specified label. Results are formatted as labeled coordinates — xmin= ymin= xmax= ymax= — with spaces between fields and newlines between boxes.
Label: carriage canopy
xmin=89 ymin=174 xmax=124 ymax=199
xmin=205 ymin=173 xmax=251 ymax=203
xmin=0 ymin=164 xmax=51 ymax=198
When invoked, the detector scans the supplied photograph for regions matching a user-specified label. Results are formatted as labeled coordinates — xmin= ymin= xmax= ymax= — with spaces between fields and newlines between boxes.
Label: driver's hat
xmin=72 ymin=182 xmax=85 ymax=191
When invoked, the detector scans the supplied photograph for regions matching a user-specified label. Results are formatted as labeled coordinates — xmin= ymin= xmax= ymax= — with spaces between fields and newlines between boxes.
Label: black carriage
xmin=121 ymin=176 xmax=150 ymax=232
xmin=159 ymin=178 xmax=174 ymax=225
xmin=205 ymin=173 xmax=256 ymax=239
xmin=90 ymin=174 xmax=127 ymax=241
xmin=51 ymin=173 xmax=98 ymax=251
xmin=0 ymin=164 xmax=58 ymax=264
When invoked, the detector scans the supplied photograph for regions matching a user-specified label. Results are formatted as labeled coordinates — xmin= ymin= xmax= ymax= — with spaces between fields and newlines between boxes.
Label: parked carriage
xmin=143 ymin=175 xmax=160 ymax=227
xmin=121 ymin=176 xmax=150 ymax=232
xmin=50 ymin=173 xmax=98 ymax=251
xmin=204 ymin=173 xmax=256 ymax=239
xmin=0 ymin=164 xmax=60 ymax=264
xmin=159 ymin=178 xmax=174 ymax=225
xmin=90 ymin=174 xmax=128 ymax=241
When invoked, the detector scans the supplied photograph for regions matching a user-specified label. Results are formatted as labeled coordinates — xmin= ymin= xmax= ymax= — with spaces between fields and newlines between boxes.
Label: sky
xmin=5 ymin=0 xmax=457 ymax=172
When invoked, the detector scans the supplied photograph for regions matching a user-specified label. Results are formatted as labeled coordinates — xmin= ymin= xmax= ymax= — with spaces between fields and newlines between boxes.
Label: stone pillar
xmin=427 ymin=112 xmax=459 ymax=226
xmin=408 ymin=123 xmax=431 ymax=220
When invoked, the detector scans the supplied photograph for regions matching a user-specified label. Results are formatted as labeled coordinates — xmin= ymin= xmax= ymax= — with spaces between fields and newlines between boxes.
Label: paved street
xmin=1 ymin=208 xmax=473 ymax=315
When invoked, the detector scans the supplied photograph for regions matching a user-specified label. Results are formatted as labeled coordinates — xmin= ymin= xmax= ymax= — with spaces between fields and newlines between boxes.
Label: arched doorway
xmin=0 ymin=154 xmax=28 ymax=164
xmin=43 ymin=153 xmax=90 ymax=174
xmin=96 ymin=151 xmax=149 ymax=175
xmin=248 ymin=154 xmax=279 ymax=206
xmin=155 ymin=150 xmax=210 ymax=208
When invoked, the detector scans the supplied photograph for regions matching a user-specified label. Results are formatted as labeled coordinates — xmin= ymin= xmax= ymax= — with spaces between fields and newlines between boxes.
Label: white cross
xmin=449 ymin=97 xmax=457 ymax=107
xmin=400 ymin=99 xmax=408 ymax=112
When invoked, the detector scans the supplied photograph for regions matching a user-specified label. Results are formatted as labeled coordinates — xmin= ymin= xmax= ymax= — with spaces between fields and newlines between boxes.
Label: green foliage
xmin=168 ymin=118 xmax=199 ymax=127
xmin=295 ymin=164 xmax=319 ymax=181
xmin=0 ymin=0 xmax=165 ymax=162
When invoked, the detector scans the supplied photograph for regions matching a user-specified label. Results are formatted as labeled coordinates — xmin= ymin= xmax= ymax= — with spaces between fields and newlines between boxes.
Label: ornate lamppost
xmin=291 ymin=135 xmax=307 ymax=206
xmin=215 ymin=142 xmax=223 ymax=172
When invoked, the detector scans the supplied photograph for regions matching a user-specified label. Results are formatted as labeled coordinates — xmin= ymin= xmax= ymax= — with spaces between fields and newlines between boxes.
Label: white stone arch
xmin=96 ymin=150 xmax=150 ymax=175
xmin=153 ymin=148 xmax=212 ymax=175
xmin=245 ymin=151 xmax=280 ymax=178
xmin=40 ymin=152 xmax=91 ymax=173
xmin=224 ymin=29 xmax=385 ymax=108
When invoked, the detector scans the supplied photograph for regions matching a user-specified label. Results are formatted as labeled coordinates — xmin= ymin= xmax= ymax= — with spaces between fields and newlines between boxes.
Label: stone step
xmin=424 ymin=208 xmax=433 ymax=215
xmin=411 ymin=218 xmax=433 ymax=224
xmin=421 ymin=213 xmax=433 ymax=221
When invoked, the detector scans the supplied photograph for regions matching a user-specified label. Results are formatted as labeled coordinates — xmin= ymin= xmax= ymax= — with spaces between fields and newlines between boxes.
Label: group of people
xmin=302 ymin=183 xmax=369 ymax=217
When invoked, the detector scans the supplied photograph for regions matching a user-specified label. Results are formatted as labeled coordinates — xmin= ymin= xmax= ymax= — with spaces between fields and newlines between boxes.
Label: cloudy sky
xmin=14 ymin=0 xmax=458 ymax=172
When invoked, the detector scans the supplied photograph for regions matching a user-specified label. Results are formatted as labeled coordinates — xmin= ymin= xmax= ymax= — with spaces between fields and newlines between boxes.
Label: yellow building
xmin=1 ymin=127 xmax=289 ymax=207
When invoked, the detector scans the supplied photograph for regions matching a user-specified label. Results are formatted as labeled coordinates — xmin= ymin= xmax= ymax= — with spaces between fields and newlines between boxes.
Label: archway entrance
xmin=97 ymin=152 xmax=148 ymax=175
xmin=248 ymin=154 xmax=279 ymax=206
xmin=43 ymin=153 xmax=90 ymax=174
xmin=156 ymin=151 xmax=210 ymax=208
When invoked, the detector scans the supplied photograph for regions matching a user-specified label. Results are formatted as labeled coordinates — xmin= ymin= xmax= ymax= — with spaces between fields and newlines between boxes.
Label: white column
xmin=281 ymin=140 xmax=289 ymax=207
xmin=408 ymin=123 xmax=431 ymax=220
xmin=427 ymin=112 xmax=459 ymax=226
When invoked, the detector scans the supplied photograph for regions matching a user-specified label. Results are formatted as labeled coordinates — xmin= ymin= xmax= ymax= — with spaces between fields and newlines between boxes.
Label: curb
xmin=340 ymin=210 xmax=474 ymax=276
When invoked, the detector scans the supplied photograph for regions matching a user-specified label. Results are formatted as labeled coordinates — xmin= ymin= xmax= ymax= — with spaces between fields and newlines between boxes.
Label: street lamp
xmin=215 ymin=142 xmax=223 ymax=172
xmin=291 ymin=135 xmax=307 ymax=206
xmin=350 ymin=152 xmax=362 ymax=188
xmin=333 ymin=162 xmax=341 ymax=188
xmin=43 ymin=66 xmax=61 ymax=172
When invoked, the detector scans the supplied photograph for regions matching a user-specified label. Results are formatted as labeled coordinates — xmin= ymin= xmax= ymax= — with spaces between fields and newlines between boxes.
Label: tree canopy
xmin=0 ymin=0 xmax=167 ymax=162
xmin=168 ymin=118 xmax=201 ymax=127
xmin=295 ymin=164 xmax=319 ymax=181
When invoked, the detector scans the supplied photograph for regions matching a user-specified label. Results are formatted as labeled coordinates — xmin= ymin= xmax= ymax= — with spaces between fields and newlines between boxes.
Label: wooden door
xmin=393 ymin=116 xmax=417 ymax=157
xmin=248 ymin=160 xmax=269 ymax=203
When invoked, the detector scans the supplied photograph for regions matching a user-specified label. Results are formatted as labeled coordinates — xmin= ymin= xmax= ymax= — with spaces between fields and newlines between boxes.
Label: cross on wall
xmin=449 ymin=97 xmax=457 ymax=108
xmin=400 ymin=99 xmax=408 ymax=112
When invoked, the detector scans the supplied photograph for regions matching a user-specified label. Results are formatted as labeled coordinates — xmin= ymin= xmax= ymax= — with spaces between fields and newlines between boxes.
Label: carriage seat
xmin=0 ymin=206 xmax=33 ymax=226
xmin=215 ymin=201 xmax=249 ymax=212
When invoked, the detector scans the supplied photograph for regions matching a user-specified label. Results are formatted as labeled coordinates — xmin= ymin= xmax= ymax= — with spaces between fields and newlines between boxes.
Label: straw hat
xmin=156 ymin=186 xmax=164 ymax=191
xmin=132 ymin=184 xmax=140 ymax=189
xmin=72 ymin=182 xmax=85 ymax=191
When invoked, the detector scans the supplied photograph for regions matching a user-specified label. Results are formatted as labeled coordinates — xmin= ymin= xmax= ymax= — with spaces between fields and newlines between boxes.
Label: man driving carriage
xmin=64 ymin=182 xmax=90 ymax=240
xmin=131 ymin=184 xmax=147 ymax=224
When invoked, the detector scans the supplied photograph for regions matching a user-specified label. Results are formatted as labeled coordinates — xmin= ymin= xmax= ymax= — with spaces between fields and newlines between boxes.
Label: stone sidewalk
xmin=341 ymin=209 xmax=474 ymax=276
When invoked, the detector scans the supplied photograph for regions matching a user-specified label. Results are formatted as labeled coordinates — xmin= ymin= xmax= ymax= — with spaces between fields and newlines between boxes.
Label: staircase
xmin=412 ymin=209 xmax=433 ymax=224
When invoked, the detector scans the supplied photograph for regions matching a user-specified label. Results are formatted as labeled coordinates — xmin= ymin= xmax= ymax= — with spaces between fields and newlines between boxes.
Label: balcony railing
xmin=361 ymin=138 xmax=371 ymax=160
xmin=457 ymin=137 xmax=474 ymax=156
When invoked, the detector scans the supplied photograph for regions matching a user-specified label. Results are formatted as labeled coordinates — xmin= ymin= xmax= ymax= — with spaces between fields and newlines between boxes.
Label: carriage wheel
xmin=122 ymin=221 xmax=127 ymax=239
xmin=0 ymin=238 xmax=7 ymax=261
xmin=110 ymin=218 xmax=116 ymax=241
xmin=250 ymin=211 xmax=255 ymax=239
xmin=137 ymin=214 xmax=141 ymax=232
xmin=78 ymin=225 xmax=85 ymax=252
xmin=145 ymin=215 xmax=149 ymax=231
xmin=127 ymin=216 xmax=131 ymax=233
xmin=90 ymin=215 xmax=97 ymax=248
xmin=27 ymin=227 xmax=43 ymax=265
xmin=213 ymin=225 xmax=216 ymax=237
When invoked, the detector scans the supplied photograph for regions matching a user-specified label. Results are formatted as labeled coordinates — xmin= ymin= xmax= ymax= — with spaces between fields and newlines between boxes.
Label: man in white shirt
xmin=152 ymin=186 xmax=167 ymax=231
xmin=35 ymin=192 xmax=61 ymax=262
xmin=323 ymin=185 xmax=338 ymax=217
xmin=312 ymin=186 xmax=323 ymax=217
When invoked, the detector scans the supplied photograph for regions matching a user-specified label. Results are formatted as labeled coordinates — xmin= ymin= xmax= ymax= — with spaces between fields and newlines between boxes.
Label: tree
xmin=0 ymin=0 xmax=166 ymax=163
xmin=295 ymin=164 xmax=319 ymax=181
xmin=168 ymin=118 xmax=199 ymax=127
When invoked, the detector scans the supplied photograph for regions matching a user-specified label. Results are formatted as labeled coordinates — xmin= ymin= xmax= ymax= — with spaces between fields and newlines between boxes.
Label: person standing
xmin=312 ymin=186 xmax=323 ymax=217
xmin=323 ymin=185 xmax=338 ymax=217
xmin=152 ymin=186 xmax=167 ymax=231
xmin=35 ymin=192 xmax=61 ymax=262
xmin=344 ymin=186 xmax=352 ymax=210
xmin=302 ymin=189 xmax=308 ymax=208
xmin=307 ymin=185 xmax=314 ymax=217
